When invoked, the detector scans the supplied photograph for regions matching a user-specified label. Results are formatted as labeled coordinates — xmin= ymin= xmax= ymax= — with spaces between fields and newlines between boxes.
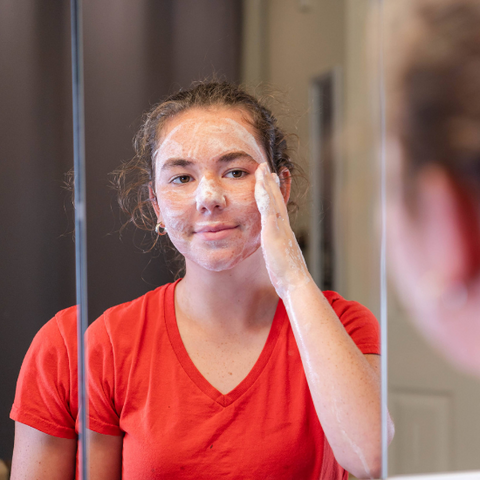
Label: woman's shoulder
xmin=322 ymin=290 xmax=380 ymax=354
xmin=85 ymin=282 xmax=178 ymax=398
xmin=87 ymin=282 xmax=175 ymax=342
xmin=322 ymin=290 xmax=376 ymax=321
xmin=52 ymin=305 xmax=78 ymax=343
xmin=27 ymin=306 xmax=78 ymax=353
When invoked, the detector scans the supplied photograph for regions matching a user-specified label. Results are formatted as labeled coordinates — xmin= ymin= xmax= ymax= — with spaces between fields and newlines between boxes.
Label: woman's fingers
xmin=261 ymin=166 xmax=290 ymax=230
xmin=267 ymin=171 xmax=288 ymax=211
xmin=254 ymin=164 xmax=276 ymax=221
xmin=255 ymin=163 xmax=295 ymax=247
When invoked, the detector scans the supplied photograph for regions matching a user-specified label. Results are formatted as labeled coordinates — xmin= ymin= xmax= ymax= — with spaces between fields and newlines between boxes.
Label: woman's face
xmin=387 ymin=137 xmax=480 ymax=374
xmin=152 ymin=107 xmax=269 ymax=272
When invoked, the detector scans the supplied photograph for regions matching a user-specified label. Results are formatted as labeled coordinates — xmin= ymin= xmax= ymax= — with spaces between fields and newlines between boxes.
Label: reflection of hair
xmin=389 ymin=0 xmax=480 ymax=196
xmin=113 ymin=81 xmax=299 ymax=248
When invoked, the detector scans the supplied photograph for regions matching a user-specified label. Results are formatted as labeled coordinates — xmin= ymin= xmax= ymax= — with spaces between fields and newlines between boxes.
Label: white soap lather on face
xmin=152 ymin=108 xmax=269 ymax=272
xmin=195 ymin=175 xmax=227 ymax=213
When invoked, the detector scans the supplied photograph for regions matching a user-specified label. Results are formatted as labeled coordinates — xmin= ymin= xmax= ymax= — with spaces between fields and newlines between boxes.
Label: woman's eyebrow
xmin=161 ymin=152 xmax=257 ymax=171
xmin=160 ymin=158 xmax=194 ymax=171
xmin=218 ymin=151 xmax=256 ymax=163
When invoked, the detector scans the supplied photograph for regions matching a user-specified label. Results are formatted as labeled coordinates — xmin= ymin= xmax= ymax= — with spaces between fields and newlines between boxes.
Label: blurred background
xmin=1 ymin=0 xmax=479 ymax=477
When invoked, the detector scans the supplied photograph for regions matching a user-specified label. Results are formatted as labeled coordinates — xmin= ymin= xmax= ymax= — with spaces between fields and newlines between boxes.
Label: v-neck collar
xmin=164 ymin=280 xmax=287 ymax=408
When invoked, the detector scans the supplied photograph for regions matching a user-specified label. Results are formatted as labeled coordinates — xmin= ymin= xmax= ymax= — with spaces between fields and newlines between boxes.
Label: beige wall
xmin=242 ymin=0 xmax=380 ymax=313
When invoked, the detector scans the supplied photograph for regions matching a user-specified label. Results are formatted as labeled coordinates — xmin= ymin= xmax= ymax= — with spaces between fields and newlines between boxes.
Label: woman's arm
xmin=281 ymin=283 xmax=391 ymax=478
xmin=87 ymin=430 xmax=122 ymax=480
xmin=255 ymin=163 xmax=394 ymax=479
xmin=10 ymin=422 xmax=76 ymax=480
xmin=10 ymin=424 xmax=122 ymax=480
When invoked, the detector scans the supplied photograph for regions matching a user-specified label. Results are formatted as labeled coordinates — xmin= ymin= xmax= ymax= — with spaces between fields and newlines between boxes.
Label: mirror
xmin=82 ymin=0 xmax=384 ymax=478
xmin=382 ymin=0 xmax=480 ymax=476
xmin=0 ymin=0 xmax=76 ymax=470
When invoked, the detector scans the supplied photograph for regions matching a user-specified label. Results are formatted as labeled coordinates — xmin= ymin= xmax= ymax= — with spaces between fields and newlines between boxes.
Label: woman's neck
xmin=175 ymin=248 xmax=278 ymax=333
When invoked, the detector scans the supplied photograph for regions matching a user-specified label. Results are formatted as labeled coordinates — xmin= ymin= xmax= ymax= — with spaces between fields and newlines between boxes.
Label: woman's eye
xmin=172 ymin=175 xmax=192 ymax=184
xmin=226 ymin=170 xmax=247 ymax=179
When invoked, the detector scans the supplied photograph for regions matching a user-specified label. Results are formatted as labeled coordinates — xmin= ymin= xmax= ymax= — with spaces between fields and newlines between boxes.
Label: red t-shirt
xmin=10 ymin=306 xmax=78 ymax=438
xmin=87 ymin=281 xmax=380 ymax=479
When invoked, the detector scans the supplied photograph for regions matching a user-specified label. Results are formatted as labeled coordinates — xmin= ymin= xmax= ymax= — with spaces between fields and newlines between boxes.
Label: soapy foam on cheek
xmin=157 ymin=177 xmax=259 ymax=245
xmin=189 ymin=193 xmax=262 ymax=271
xmin=186 ymin=221 xmax=262 ymax=272
xmin=196 ymin=184 xmax=263 ymax=271
xmin=155 ymin=176 xmax=262 ymax=273
xmin=156 ymin=191 xmax=193 ymax=237
xmin=153 ymin=131 xmax=193 ymax=236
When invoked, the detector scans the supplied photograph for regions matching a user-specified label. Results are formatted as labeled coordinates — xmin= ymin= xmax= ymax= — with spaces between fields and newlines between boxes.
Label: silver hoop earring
xmin=155 ymin=222 xmax=167 ymax=236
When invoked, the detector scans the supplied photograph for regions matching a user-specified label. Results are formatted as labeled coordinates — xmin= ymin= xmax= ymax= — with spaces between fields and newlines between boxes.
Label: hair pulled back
xmin=389 ymin=0 xmax=480 ymax=196
xmin=114 ymin=81 xmax=297 ymax=246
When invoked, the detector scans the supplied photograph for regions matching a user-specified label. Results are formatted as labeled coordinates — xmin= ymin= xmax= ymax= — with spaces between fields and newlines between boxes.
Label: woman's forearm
xmin=283 ymin=279 xmax=388 ymax=479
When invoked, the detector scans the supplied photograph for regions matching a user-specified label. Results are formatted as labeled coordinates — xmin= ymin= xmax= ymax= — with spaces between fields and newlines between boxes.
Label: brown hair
xmin=388 ymin=0 xmax=480 ymax=198
xmin=113 ymin=81 xmax=300 ymax=253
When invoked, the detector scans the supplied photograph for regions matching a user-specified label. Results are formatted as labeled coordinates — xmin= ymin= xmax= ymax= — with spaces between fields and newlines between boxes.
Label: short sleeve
xmin=87 ymin=315 xmax=122 ymax=436
xmin=325 ymin=292 xmax=381 ymax=355
xmin=10 ymin=314 xmax=77 ymax=439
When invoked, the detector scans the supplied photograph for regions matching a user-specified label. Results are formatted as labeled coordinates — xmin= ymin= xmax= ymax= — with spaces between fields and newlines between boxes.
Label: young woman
xmin=386 ymin=0 xmax=480 ymax=376
xmin=86 ymin=82 xmax=391 ymax=479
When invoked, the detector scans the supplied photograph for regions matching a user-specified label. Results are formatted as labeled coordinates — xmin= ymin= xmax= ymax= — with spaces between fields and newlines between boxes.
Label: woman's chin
xmin=184 ymin=243 xmax=261 ymax=273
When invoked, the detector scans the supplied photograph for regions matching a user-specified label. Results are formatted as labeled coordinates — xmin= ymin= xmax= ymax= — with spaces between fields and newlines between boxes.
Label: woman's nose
xmin=195 ymin=176 xmax=226 ymax=213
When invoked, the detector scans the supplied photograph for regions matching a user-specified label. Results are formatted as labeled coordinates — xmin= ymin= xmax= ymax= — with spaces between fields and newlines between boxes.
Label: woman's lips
xmin=194 ymin=224 xmax=239 ymax=241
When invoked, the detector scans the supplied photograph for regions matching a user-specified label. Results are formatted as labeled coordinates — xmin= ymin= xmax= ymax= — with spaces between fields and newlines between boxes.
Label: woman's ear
xmin=414 ymin=166 xmax=480 ymax=285
xmin=148 ymin=183 xmax=161 ymax=219
xmin=278 ymin=167 xmax=292 ymax=205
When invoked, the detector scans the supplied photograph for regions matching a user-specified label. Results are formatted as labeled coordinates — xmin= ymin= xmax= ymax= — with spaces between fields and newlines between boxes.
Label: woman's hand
xmin=254 ymin=162 xmax=310 ymax=298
